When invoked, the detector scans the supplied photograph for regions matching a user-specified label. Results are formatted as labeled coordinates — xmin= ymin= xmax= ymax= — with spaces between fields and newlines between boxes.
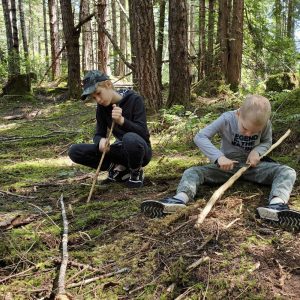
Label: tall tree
xmin=118 ymin=0 xmax=127 ymax=76
xmin=111 ymin=0 xmax=118 ymax=75
xmin=168 ymin=0 xmax=190 ymax=107
xmin=60 ymin=0 xmax=81 ymax=98
xmin=80 ymin=0 xmax=93 ymax=72
xmin=129 ymin=0 xmax=162 ymax=111
xmin=206 ymin=0 xmax=215 ymax=72
xmin=18 ymin=0 xmax=29 ymax=72
xmin=43 ymin=0 xmax=49 ymax=68
xmin=156 ymin=0 xmax=166 ymax=89
xmin=97 ymin=0 xmax=108 ymax=73
xmin=2 ymin=0 xmax=20 ymax=75
xmin=287 ymin=0 xmax=295 ymax=38
xmin=198 ymin=0 xmax=206 ymax=80
xmin=227 ymin=0 xmax=244 ymax=90
xmin=48 ymin=0 xmax=60 ymax=80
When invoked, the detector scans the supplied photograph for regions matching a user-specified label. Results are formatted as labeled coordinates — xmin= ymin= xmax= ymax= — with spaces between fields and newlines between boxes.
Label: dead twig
xmin=55 ymin=194 xmax=70 ymax=299
xmin=66 ymin=268 xmax=129 ymax=289
xmin=203 ymin=258 xmax=211 ymax=300
xmin=28 ymin=203 xmax=60 ymax=229
xmin=87 ymin=122 xmax=115 ymax=203
xmin=187 ymin=256 xmax=210 ymax=271
xmin=195 ymin=129 xmax=291 ymax=228
xmin=0 ymin=189 xmax=36 ymax=199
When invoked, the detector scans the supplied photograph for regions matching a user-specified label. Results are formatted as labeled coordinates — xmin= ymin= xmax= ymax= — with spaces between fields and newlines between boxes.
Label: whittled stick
xmin=194 ymin=129 xmax=291 ymax=229
xmin=87 ymin=122 xmax=115 ymax=203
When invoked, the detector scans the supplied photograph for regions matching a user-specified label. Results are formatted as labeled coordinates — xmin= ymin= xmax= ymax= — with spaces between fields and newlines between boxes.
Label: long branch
xmin=56 ymin=194 xmax=69 ymax=296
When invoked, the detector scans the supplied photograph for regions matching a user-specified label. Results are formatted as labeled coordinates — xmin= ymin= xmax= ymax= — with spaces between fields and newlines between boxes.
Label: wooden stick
xmin=87 ymin=122 xmax=115 ymax=203
xmin=66 ymin=268 xmax=129 ymax=289
xmin=195 ymin=129 xmax=291 ymax=228
xmin=56 ymin=194 xmax=69 ymax=297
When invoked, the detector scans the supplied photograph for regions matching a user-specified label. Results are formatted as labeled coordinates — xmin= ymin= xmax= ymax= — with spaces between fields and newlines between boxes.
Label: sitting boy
xmin=69 ymin=70 xmax=152 ymax=188
xmin=141 ymin=95 xmax=300 ymax=228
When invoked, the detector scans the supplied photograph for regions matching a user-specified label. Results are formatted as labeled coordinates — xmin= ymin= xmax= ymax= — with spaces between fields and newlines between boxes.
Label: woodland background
xmin=0 ymin=0 xmax=300 ymax=299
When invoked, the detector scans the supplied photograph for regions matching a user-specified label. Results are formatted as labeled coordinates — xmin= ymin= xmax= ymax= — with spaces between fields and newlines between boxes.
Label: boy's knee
xmin=281 ymin=165 xmax=296 ymax=182
xmin=68 ymin=144 xmax=78 ymax=162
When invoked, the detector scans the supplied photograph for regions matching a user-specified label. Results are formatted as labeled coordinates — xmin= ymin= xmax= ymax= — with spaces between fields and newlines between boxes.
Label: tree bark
xmin=48 ymin=0 xmax=60 ymax=80
xmin=43 ymin=0 xmax=49 ymax=68
xmin=198 ymin=0 xmax=206 ymax=80
xmin=129 ymin=0 xmax=162 ymax=111
xmin=18 ymin=0 xmax=29 ymax=73
xmin=97 ymin=0 xmax=108 ymax=73
xmin=218 ymin=0 xmax=229 ymax=79
xmin=287 ymin=0 xmax=294 ymax=38
xmin=206 ymin=0 xmax=215 ymax=73
xmin=167 ymin=0 xmax=190 ymax=107
xmin=118 ymin=0 xmax=127 ymax=76
xmin=227 ymin=0 xmax=244 ymax=91
xmin=10 ymin=0 xmax=20 ymax=74
xmin=156 ymin=0 xmax=166 ymax=89
xmin=80 ymin=0 xmax=93 ymax=72
xmin=111 ymin=0 xmax=119 ymax=75
xmin=274 ymin=0 xmax=282 ymax=38
xmin=59 ymin=0 xmax=81 ymax=98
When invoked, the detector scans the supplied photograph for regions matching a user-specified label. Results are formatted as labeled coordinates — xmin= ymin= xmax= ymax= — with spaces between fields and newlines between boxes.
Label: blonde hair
xmin=95 ymin=80 xmax=114 ymax=91
xmin=240 ymin=94 xmax=271 ymax=126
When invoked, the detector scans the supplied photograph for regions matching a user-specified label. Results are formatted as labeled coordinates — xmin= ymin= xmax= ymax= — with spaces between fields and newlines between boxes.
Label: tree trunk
xmin=18 ymin=0 xmax=29 ymax=73
xmin=287 ymin=0 xmax=294 ymax=38
xmin=227 ymin=0 xmax=244 ymax=91
xmin=129 ymin=0 xmax=162 ymax=111
xmin=37 ymin=17 xmax=42 ymax=55
xmin=60 ymin=0 xmax=81 ymax=98
xmin=80 ymin=0 xmax=93 ymax=72
xmin=118 ymin=0 xmax=127 ymax=76
xmin=97 ymin=0 xmax=108 ymax=73
xmin=2 ymin=0 xmax=14 ymax=75
xmin=10 ymin=0 xmax=20 ymax=75
xmin=218 ymin=0 xmax=229 ymax=81
xmin=168 ymin=0 xmax=190 ymax=107
xmin=189 ymin=2 xmax=195 ymax=56
xmin=198 ymin=0 xmax=206 ymax=80
xmin=43 ymin=0 xmax=49 ymax=68
xmin=28 ymin=0 xmax=34 ymax=56
xmin=156 ymin=0 xmax=166 ymax=89
xmin=48 ymin=0 xmax=60 ymax=80
xmin=111 ymin=0 xmax=118 ymax=75
xmin=274 ymin=0 xmax=282 ymax=38
xmin=206 ymin=0 xmax=215 ymax=73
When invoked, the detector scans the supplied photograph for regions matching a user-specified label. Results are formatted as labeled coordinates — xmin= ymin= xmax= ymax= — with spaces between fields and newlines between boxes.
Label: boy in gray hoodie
xmin=141 ymin=95 xmax=299 ymax=228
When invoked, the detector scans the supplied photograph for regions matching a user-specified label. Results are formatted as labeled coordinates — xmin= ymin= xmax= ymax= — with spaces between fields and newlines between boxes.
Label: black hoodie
xmin=93 ymin=90 xmax=151 ymax=146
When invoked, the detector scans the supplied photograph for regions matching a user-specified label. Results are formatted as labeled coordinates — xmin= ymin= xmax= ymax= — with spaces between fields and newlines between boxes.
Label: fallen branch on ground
xmin=55 ymin=194 xmax=70 ymax=299
xmin=195 ymin=129 xmax=291 ymax=228
xmin=66 ymin=268 xmax=129 ymax=289
xmin=0 ymin=190 xmax=36 ymax=199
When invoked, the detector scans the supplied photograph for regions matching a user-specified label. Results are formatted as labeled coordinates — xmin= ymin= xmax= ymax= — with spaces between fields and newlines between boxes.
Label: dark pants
xmin=68 ymin=132 xmax=152 ymax=170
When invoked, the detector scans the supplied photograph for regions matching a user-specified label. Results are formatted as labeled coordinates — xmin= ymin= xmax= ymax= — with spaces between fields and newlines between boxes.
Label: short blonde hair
xmin=95 ymin=80 xmax=114 ymax=91
xmin=240 ymin=94 xmax=271 ymax=126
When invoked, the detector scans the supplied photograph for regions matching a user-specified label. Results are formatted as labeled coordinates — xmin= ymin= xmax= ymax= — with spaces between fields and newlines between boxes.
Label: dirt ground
xmin=0 ymin=91 xmax=299 ymax=299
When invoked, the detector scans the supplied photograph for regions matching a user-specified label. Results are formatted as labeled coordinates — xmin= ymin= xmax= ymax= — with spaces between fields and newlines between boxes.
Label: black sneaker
xmin=257 ymin=203 xmax=300 ymax=230
xmin=141 ymin=197 xmax=187 ymax=218
xmin=101 ymin=164 xmax=130 ymax=184
xmin=125 ymin=168 xmax=144 ymax=188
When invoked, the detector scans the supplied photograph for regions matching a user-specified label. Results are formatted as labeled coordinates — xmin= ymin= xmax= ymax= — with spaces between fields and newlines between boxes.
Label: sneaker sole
xmin=257 ymin=207 xmax=300 ymax=229
xmin=141 ymin=200 xmax=186 ymax=218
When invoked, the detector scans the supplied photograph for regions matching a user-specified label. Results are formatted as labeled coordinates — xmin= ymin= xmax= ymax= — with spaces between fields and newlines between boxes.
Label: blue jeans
xmin=177 ymin=160 xmax=296 ymax=204
xmin=68 ymin=132 xmax=152 ymax=170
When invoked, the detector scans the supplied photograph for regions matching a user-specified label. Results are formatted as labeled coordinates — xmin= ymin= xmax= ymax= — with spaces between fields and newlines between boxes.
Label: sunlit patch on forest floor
xmin=0 ymin=89 xmax=299 ymax=299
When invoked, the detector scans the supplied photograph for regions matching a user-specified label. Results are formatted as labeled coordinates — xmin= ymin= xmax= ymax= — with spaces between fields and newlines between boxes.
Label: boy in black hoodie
xmin=68 ymin=70 xmax=152 ymax=188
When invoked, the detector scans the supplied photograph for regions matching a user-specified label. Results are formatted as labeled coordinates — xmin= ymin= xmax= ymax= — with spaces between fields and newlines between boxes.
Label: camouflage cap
xmin=81 ymin=70 xmax=110 ymax=100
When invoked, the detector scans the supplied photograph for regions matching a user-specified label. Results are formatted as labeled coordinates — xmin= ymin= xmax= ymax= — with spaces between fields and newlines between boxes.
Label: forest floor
xmin=0 ymin=88 xmax=299 ymax=300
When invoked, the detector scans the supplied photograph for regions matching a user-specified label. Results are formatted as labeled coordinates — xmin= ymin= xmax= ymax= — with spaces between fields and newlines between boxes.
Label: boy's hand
xmin=112 ymin=104 xmax=124 ymax=125
xmin=246 ymin=150 xmax=260 ymax=167
xmin=99 ymin=138 xmax=110 ymax=153
xmin=217 ymin=156 xmax=239 ymax=171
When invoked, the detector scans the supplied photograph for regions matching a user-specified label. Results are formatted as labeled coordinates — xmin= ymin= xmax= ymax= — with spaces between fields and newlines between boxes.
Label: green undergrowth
xmin=0 ymin=88 xmax=299 ymax=299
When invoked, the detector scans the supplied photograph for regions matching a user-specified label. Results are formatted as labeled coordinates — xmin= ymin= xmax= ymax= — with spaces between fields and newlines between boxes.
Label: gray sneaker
xmin=257 ymin=203 xmax=300 ymax=230
xmin=141 ymin=197 xmax=187 ymax=218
